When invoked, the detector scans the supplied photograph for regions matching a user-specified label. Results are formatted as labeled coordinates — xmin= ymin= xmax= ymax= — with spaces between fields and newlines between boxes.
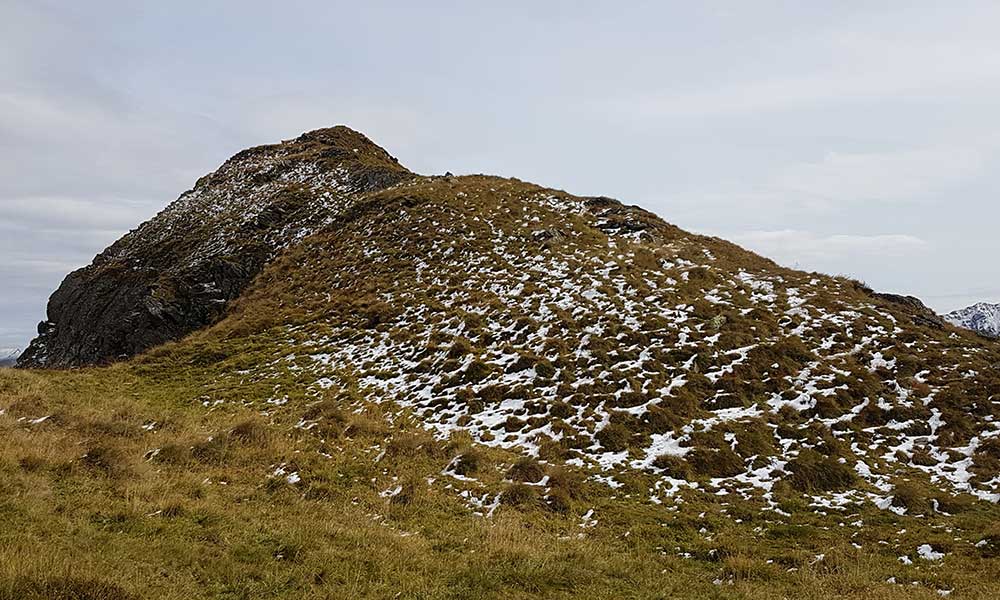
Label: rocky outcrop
xmin=18 ymin=127 xmax=414 ymax=368
xmin=870 ymin=291 xmax=948 ymax=330
xmin=852 ymin=283 xmax=947 ymax=330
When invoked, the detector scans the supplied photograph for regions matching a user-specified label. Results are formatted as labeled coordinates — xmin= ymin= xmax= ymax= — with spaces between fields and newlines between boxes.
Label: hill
xmin=3 ymin=127 xmax=1000 ymax=599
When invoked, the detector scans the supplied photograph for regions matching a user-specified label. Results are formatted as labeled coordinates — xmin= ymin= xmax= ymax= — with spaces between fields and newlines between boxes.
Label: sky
xmin=3 ymin=1 xmax=1000 ymax=353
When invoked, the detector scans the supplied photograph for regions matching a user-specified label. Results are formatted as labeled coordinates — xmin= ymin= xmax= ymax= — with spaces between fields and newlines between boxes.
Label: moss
xmin=388 ymin=477 xmax=423 ymax=507
xmin=546 ymin=467 xmax=585 ymax=500
xmin=229 ymin=418 xmax=270 ymax=446
xmin=501 ymin=416 xmax=526 ymax=432
xmin=652 ymin=454 xmax=693 ymax=479
xmin=891 ymin=480 xmax=930 ymax=514
xmin=476 ymin=384 xmax=505 ymax=404
xmin=910 ymin=446 xmax=938 ymax=467
xmin=638 ymin=405 xmax=685 ymax=435
xmin=978 ymin=531 xmax=1000 ymax=558
xmin=386 ymin=432 xmax=440 ymax=459
xmin=17 ymin=455 xmax=47 ymax=473
xmin=463 ymin=360 xmax=493 ymax=384
xmin=972 ymin=438 xmax=1000 ymax=480
xmin=8 ymin=153 xmax=1000 ymax=598
xmin=191 ymin=436 xmax=229 ymax=465
xmin=545 ymin=489 xmax=572 ymax=513
xmin=80 ymin=446 xmax=130 ymax=478
xmin=731 ymin=420 xmax=775 ymax=458
xmin=934 ymin=491 xmax=975 ymax=514
xmin=151 ymin=443 xmax=192 ymax=465
xmin=549 ymin=400 xmax=574 ymax=419
xmin=0 ymin=576 xmax=136 ymax=600
xmin=447 ymin=338 xmax=473 ymax=359
xmin=534 ymin=359 xmax=557 ymax=379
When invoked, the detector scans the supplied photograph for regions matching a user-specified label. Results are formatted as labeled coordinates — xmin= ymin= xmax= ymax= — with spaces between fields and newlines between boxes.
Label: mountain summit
xmin=945 ymin=302 xmax=1000 ymax=338
xmin=19 ymin=127 xmax=413 ymax=368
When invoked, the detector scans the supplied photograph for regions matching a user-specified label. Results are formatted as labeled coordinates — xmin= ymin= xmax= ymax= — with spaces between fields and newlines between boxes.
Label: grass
xmin=3 ymin=347 xmax=1000 ymax=599
xmin=785 ymin=449 xmax=857 ymax=492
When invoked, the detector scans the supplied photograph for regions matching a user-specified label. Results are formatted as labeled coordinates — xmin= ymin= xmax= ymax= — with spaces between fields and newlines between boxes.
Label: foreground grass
xmin=1 ymin=356 xmax=998 ymax=599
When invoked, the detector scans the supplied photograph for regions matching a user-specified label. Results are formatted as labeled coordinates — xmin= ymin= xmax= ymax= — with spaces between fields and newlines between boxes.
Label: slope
xmin=209 ymin=173 xmax=1000 ymax=508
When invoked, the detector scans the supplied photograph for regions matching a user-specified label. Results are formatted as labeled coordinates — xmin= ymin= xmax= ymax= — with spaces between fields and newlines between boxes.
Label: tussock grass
xmin=785 ymin=449 xmax=856 ymax=492
xmin=5 ymin=359 xmax=998 ymax=599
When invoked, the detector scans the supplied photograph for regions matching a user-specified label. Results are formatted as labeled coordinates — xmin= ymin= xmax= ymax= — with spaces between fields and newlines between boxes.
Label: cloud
xmin=773 ymin=147 xmax=986 ymax=205
xmin=654 ymin=144 xmax=989 ymax=228
xmin=1 ymin=197 xmax=154 ymax=231
xmin=725 ymin=229 xmax=928 ymax=272
xmin=596 ymin=30 xmax=1000 ymax=121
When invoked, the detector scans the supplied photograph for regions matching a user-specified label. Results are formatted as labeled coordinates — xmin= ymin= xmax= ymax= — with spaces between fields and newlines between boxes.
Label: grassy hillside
xmin=3 ymin=356 xmax=999 ymax=599
xmin=4 ymin=171 xmax=1000 ymax=598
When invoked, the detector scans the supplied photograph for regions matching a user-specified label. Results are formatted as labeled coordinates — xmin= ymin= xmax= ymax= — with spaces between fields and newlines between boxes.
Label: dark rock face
xmin=870 ymin=291 xmax=947 ymax=330
xmin=18 ymin=127 xmax=414 ymax=368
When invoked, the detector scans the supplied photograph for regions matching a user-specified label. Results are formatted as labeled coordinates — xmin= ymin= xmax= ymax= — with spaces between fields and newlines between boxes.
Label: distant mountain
xmin=945 ymin=302 xmax=1000 ymax=338
xmin=0 ymin=348 xmax=19 ymax=367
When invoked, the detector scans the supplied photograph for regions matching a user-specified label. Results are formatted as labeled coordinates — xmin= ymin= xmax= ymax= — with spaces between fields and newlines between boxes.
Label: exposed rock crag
xmin=19 ymin=127 xmax=413 ymax=368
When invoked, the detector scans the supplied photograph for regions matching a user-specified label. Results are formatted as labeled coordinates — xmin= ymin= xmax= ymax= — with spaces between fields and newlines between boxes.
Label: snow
xmin=945 ymin=302 xmax=1000 ymax=338
xmin=916 ymin=544 xmax=945 ymax=561
xmin=207 ymin=179 xmax=1000 ymax=518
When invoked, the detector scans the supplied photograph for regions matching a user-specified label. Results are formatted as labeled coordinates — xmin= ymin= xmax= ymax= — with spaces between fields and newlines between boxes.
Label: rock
xmin=18 ymin=127 xmax=414 ymax=368
xmin=867 ymin=291 xmax=947 ymax=330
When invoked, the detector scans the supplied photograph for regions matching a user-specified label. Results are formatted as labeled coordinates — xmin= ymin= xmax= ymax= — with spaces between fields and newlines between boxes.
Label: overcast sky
xmin=3 ymin=1 xmax=1000 ymax=353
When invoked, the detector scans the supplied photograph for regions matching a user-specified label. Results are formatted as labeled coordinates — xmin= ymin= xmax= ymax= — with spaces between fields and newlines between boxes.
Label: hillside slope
xmin=4 ymin=128 xmax=1000 ymax=598
xmin=204 ymin=173 xmax=1000 ymax=508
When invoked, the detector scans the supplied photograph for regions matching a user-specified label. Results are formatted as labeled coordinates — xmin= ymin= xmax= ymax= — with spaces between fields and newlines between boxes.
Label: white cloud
xmin=655 ymin=144 xmax=987 ymax=223
xmin=597 ymin=31 xmax=1000 ymax=120
xmin=774 ymin=147 xmax=985 ymax=204
xmin=726 ymin=229 xmax=928 ymax=270
xmin=0 ymin=197 xmax=154 ymax=231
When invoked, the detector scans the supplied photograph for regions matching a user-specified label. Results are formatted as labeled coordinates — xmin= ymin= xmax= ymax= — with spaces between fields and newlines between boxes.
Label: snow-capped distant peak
xmin=945 ymin=302 xmax=1000 ymax=338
